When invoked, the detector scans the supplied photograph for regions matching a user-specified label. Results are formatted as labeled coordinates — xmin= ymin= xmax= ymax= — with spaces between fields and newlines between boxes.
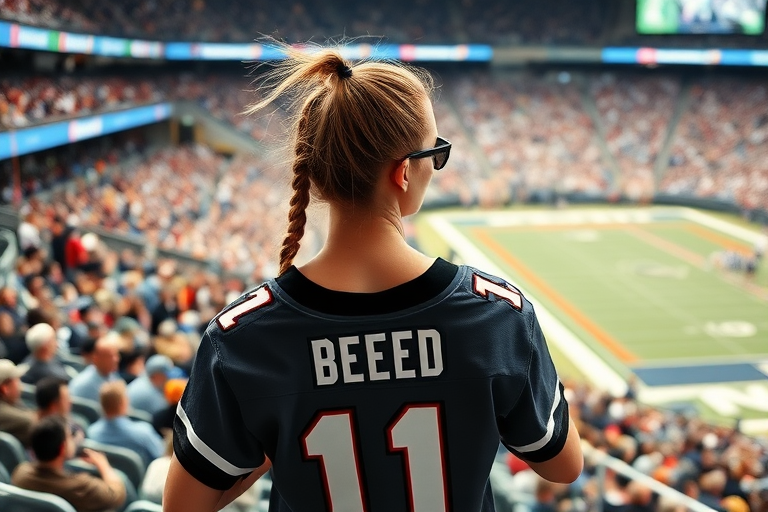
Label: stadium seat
xmin=127 ymin=409 xmax=154 ymax=424
xmin=59 ymin=354 xmax=86 ymax=373
xmin=70 ymin=396 xmax=101 ymax=425
xmin=20 ymin=383 xmax=36 ymax=408
xmin=124 ymin=500 xmax=163 ymax=512
xmin=0 ymin=481 xmax=76 ymax=512
xmin=0 ymin=461 xmax=11 ymax=484
xmin=80 ymin=439 xmax=146 ymax=490
xmin=0 ymin=431 xmax=28 ymax=474
xmin=64 ymin=459 xmax=99 ymax=477
xmin=63 ymin=366 xmax=79 ymax=381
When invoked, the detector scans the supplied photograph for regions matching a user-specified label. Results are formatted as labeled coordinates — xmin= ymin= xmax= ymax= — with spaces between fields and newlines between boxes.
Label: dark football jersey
xmin=173 ymin=258 xmax=569 ymax=512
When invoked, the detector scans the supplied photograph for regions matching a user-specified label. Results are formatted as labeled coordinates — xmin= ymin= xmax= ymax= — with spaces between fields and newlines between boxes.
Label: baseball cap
xmin=0 ymin=359 xmax=25 ymax=382
xmin=164 ymin=378 xmax=188 ymax=405
xmin=145 ymin=354 xmax=173 ymax=376
xmin=25 ymin=323 xmax=56 ymax=352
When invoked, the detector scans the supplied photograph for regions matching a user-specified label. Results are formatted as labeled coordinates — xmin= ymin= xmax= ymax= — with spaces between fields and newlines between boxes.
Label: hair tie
xmin=337 ymin=63 xmax=353 ymax=79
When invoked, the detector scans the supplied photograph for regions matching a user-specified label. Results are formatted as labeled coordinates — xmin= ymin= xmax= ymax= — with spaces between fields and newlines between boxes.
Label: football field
xmin=416 ymin=207 xmax=768 ymax=433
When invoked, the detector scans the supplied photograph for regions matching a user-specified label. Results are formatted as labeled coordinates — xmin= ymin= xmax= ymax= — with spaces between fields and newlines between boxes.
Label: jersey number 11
xmin=302 ymin=403 xmax=449 ymax=512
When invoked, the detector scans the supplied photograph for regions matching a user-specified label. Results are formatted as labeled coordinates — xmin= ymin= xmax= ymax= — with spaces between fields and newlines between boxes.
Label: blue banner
xmin=602 ymin=47 xmax=768 ymax=67
xmin=0 ymin=21 xmax=11 ymax=48
xmin=0 ymin=103 xmax=173 ymax=161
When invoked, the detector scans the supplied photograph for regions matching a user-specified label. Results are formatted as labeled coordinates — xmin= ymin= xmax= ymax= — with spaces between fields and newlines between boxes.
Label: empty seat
xmin=0 ymin=431 xmax=28 ymax=475
xmin=0 ymin=481 xmax=76 ymax=512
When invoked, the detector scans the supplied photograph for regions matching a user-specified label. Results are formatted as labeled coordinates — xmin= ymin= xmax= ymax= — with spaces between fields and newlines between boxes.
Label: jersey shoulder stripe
xmin=464 ymin=266 xmax=529 ymax=314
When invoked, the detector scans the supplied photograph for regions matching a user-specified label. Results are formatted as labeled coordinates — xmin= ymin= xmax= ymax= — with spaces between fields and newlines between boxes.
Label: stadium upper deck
xmin=2 ymin=0 xmax=767 ymax=48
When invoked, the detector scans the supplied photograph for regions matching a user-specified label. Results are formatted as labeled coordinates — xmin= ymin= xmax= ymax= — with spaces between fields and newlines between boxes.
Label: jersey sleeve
xmin=497 ymin=308 xmax=570 ymax=463
xmin=173 ymin=328 xmax=266 ymax=490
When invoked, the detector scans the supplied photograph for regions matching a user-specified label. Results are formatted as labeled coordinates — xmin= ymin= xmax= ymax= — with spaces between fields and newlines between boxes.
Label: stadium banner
xmin=0 ymin=21 xmax=159 ymax=57
xmin=0 ymin=103 xmax=173 ymax=161
xmin=602 ymin=47 xmax=768 ymax=66
xmin=0 ymin=21 xmax=492 ymax=62
xmin=4 ymin=20 xmax=767 ymax=66
xmin=164 ymin=42 xmax=493 ymax=61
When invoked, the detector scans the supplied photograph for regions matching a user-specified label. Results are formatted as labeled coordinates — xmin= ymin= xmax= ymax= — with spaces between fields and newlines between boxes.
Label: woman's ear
xmin=390 ymin=159 xmax=409 ymax=193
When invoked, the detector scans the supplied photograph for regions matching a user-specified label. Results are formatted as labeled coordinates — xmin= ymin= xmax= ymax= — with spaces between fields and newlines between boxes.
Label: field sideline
xmin=414 ymin=206 xmax=768 ymax=434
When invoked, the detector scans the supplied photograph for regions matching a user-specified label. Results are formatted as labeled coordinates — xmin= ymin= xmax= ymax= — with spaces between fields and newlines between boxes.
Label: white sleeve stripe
xmin=509 ymin=381 xmax=562 ymax=453
xmin=176 ymin=403 xmax=256 ymax=477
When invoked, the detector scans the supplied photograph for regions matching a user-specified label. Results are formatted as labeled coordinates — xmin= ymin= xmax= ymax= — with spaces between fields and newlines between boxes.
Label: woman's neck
xmin=297 ymin=204 xmax=433 ymax=293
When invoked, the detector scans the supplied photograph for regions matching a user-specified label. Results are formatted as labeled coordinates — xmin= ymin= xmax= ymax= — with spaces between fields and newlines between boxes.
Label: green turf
xmin=416 ymin=208 xmax=768 ymax=427
xmin=456 ymin=221 xmax=768 ymax=370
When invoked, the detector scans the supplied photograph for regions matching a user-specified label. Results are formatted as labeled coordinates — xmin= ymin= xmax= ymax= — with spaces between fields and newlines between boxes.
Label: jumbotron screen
xmin=637 ymin=0 xmax=767 ymax=35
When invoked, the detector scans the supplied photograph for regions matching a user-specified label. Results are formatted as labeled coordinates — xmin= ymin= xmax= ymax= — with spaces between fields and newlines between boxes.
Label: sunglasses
xmin=402 ymin=136 xmax=452 ymax=170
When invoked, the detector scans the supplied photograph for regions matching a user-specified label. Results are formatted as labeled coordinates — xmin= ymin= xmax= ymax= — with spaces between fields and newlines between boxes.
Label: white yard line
xmin=427 ymin=213 xmax=629 ymax=397
xmin=681 ymin=208 xmax=765 ymax=244
xmin=425 ymin=207 xmax=768 ymax=410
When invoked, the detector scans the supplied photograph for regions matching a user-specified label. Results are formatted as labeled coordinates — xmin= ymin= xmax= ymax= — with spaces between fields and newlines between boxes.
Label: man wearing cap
xmin=21 ymin=323 xmax=71 ymax=385
xmin=0 ymin=359 xmax=36 ymax=447
xmin=69 ymin=332 xmax=122 ymax=403
xmin=126 ymin=354 xmax=172 ymax=415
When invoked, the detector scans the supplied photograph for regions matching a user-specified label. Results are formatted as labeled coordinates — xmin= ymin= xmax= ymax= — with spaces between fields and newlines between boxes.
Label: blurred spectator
xmin=139 ymin=434 xmax=173 ymax=504
xmin=126 ymin=354 xmax=172 ymax=416
xmin=35 ymin=376 xmax=86 ymax=449
xmin=661 ymin=78 xmax=768 ymax=211
xmin=698 ymin=469 xmax=728 ymax=512
xmin=17 ymin=207 xmax=42 ymax=251
xmin=0 ymin=286 xmax=27 ymax=362
xmin=0 ymin=358 xmax=35 ymax=447
xmin=117 ymin=348 xmax=147 ymax=385
xmin=35 ymin=377 xmax=70 ymax=419
xmin=21 ymin=322 xmax=70 ymax=384
xmin=0 ymin=75 xmax=161 ymax=131
xmin=69 ymin=332 xmax=122 ymax=402
xmin=86 ymin=380 xmax=164 ymax=467
xmin=153 ymin=319 xmax=194 ymax=369
xmin=152 ymin=377 xmax=186 ymax=437
xmin=11 ymin=415 xmax=126 ymax=512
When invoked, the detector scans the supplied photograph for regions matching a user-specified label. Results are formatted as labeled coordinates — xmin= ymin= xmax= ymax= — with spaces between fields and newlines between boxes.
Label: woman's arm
xmin=163 ymin=455 xmax=224 ymax=512
xmin=163 ymin=454 xmax=272 ymax=512
xmin=525 ymin=417 xmax=583 ymax=484
xmin=214 ymin=457 xmax=272 ymax=511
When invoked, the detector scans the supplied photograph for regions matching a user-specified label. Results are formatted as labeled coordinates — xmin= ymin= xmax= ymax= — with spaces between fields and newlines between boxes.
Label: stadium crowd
xmin=660 ymin=77 xmax=768 ymax=213
xmin=0 ymin=0 xmax=608 ymax=45
xmin=4 ymin=70 xmax=768 ymax=227
xmin=495 ymin=379 xmax=768 ymax=512
xmin=5 ymin=0 xmax=768 ymax=48
xmin=1 ymin=71 xmax=766 ymax=512
xmin=448 ymin=73 xmax=612 ymax=203
xmin=0 ymin=76 xmax=161 ymax=130
xmin=589 ymin=73 xmax=681 ymax=202
xmin=1 ymin=208 xmax=766 ymax=512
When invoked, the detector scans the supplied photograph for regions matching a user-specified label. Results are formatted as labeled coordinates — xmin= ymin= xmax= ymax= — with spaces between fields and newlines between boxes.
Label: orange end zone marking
xmin=473 ymin=228 xmax=638 ymax=364
xmin=685 ymin=224 xmax=752 ymax=253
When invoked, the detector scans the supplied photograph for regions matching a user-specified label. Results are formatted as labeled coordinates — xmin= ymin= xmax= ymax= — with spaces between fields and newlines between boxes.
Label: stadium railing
xmin=490 ymin=443 xmax=718 ymax=512
xmin=582 ymin=443 xmax=717 ymax=512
